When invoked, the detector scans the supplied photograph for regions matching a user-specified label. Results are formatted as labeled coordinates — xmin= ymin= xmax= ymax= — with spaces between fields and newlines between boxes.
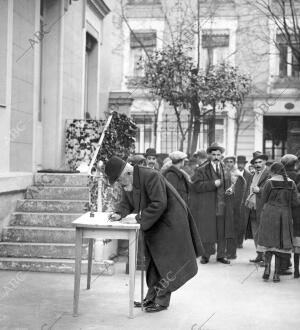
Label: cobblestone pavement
xmin=0 ymin=240 xmax=299 ymax=330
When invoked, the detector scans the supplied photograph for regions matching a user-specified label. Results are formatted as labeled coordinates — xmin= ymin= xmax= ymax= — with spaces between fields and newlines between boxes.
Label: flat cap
xmin=224 ymin=156 xmax=236 ymax=162
xmin=104 ymin=156 xmax=126 ymax=185
xmin=194 ymin=149 xmax=208 ymax=160
xmin=281 ymin=154 xmax=298 ymax=166
xmin=169 ymin=151 xmax=187 ymax=161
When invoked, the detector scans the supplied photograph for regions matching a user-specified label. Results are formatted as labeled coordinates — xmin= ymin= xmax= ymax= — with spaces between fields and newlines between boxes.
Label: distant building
xmin=117 ymin=0 xmax=300 ymax=158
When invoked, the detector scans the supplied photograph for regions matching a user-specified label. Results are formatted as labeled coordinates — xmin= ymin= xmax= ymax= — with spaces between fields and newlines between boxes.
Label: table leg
xmin=73 ymin=228 xmax=83 ymax=317
xmin=128 ymin=230 xmax=137 ymax=318
xmin=87 ymin=239 xmax=93 ymax=290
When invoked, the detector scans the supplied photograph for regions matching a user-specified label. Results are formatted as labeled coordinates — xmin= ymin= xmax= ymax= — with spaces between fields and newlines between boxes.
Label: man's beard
xmin=123 ymin=184 xmax=133 ymax=192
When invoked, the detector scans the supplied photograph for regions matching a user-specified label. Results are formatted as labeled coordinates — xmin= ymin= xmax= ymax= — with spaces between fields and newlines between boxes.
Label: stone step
xmin=25 ymin=186 xmax=89 ymax=200
xmin=2 ymin=227 xmax=75 ymax=243
xmin=0 ymin=257 xmax=115 ymax=274
xmin=16 ymin=200 xmax=88 ymax=213
xmin=34 ymin=173 xmax=89 ymax=187
xmin=10 ymin=212 xmax=82 ymax=228
xmin=0 ymin=242 xmax=88 ymax=259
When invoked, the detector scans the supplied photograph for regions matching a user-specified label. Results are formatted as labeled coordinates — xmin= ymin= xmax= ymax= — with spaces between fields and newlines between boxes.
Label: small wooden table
xmin=72 ymin=212 xmax=140 ymax=318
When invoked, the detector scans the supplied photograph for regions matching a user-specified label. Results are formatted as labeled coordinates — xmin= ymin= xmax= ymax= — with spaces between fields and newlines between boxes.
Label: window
xmin=277 ymin=35 xmax=300 ymax=78
xmin=203 ymin=118 xmax=225 ymax=147
xmin=130 ymin=31 xmax=156 ymax=77
xmin=132 ymin=115 xmax=153 ymax=153
xmin=202 ymin=29 xmax=230 ymax=69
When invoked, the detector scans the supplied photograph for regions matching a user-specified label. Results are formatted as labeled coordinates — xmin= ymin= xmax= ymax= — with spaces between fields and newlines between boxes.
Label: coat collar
xmin=257 ymin=168 xmax=269 ymax=186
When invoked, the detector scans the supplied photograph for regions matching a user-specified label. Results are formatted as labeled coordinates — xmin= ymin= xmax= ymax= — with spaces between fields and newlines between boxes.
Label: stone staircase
xmin=0 ymin=173 xmax=113 ymax=274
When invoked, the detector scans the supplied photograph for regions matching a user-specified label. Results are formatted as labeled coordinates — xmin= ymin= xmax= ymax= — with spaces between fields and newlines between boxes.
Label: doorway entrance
xmin=263 ymin=116 xmax=300 ymax=159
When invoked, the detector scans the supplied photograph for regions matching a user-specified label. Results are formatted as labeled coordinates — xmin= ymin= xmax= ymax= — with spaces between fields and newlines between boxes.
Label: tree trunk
xmin=208 ymin=102 xmax=216 ymax=145
xmin=191 ymin=100 xmax=201 ymax=155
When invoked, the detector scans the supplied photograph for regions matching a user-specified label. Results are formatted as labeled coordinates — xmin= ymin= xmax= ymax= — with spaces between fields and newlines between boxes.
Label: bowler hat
xmin=104 ymin=156 xmax=126 ymax=185
xmin=237 ymin=155 xmax=248 ymax=164
xmin=250 ymin=151 xmax=268 ymax=165
xmin=206 ymin=142 xmax=225 ymax=154
xmin=145 ymin=148 xmax=157 ymax=157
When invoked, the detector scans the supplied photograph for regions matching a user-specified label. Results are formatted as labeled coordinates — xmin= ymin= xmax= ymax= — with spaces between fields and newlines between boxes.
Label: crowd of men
xmin=104 ymin=143 xmax=300 ymax=312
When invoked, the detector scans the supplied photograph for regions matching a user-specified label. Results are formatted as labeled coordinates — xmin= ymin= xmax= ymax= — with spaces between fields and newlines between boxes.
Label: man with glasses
xmin=245 ymin=151 xmax=270 ymax=264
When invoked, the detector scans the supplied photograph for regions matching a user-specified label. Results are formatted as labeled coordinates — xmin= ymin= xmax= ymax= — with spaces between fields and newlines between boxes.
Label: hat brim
xmin=206 ymin=146 xmax=225 ymax=154
xmin=108 ymin=162 xmax=127 ymax=185
xmin=250 ymin=154 xmax=268 ymax=165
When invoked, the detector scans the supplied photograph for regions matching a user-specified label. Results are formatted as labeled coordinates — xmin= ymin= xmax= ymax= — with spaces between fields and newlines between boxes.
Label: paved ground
xmin=0 ymin=240 xmax=299 ymax=330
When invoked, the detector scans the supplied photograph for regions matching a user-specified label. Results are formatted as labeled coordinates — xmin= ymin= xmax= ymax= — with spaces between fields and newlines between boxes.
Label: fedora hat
xmin=206 ymin=142 xmax=225 ymax=154
xmin=144 ymin=148 xmax=157 ymax=157
xmin=104 ymin=156 xmax=126 ymax=185
xmin=237 ymin=155 xmax=248 ymax=164
xmin=250 ymin=151 xmax=268 ymax=165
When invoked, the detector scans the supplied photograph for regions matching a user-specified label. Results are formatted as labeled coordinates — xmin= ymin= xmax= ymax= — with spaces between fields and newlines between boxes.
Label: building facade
xmin=0 ymin=0 xmax=124 ymax=229
xmin=118 ymin=0 xmax=300 ymax=159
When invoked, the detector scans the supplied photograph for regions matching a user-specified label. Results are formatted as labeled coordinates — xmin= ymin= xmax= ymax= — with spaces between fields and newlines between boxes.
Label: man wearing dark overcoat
xmin=237 ymin=155 xmax=252 ymax=248
xmin=190 ymin=142 xmax=234 ymax=265
xmin=223 ymin=156 xmax=246 ymax=259
xmin=245 ymin=151 xmax=270 ymax=263
xmin=105 ymin=156 xmax=204 ymax=313
xmin=163 ymin=151 xmax=190 ymax=205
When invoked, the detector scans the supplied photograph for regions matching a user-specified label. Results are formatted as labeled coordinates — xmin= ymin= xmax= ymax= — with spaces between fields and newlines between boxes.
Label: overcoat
xmin=257 ymin=178 xmax=299 ymax=250
xmin=163 ymin=165 xmax=190 ymax=205
xmin=232 ymin=175 xmax=246 ymax=237
xmin=286 ymin=168 xmax=300 ymax=237
xmin=190 ymin=162 xmax=234 ymax=243
xmin=116 ymin=165 xmax=204 ymax=293
xmin=239 ymin=169 xmax=252 ymax=236
xmin=244 ymin=168 xmax=270 ymax=239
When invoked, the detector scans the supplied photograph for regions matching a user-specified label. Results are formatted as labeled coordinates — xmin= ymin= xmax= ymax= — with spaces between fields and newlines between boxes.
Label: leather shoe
xmin=237 ymin=244 xmax=243 ymax=249
xmin=250 ymin=256 xmax=264 ymax=263
xmin=134 ymin=300 xmax=153 ymax=308
xmin=217 ymin=257 xmax=230 ymax=264
xmin=294 ymin=270 xmax=300 ymax=278
xmin=273 ymin=273 xmax=280 ymax=283
xmin=200 ymin=256 xmax=209 ymax=264
xmin=278 ymin=270 xmax=292 ymax=276
xmin=227 ymin=254 xmax=237 ymax=260
xmin=145 ymin=303 xmax=167 ymax=313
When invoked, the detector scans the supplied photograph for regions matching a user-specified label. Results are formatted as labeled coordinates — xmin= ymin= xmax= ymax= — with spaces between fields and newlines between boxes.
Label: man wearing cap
xmin=144 ymin=148 xmax=158 ymax=170
xmin=105 ymin=156 xmax=204 ymax=313
xmin=245 ymin=151 xmax=270 ymax=264
xmin=237 ymin=156 xmax=252 ymax=248
xmin=163 ymin=151 xmax=190 ymax=205
xmin=223 ymin=156 xmax=246 ymax=259
xmin=190 ymin=143 xmax=233 ymax=265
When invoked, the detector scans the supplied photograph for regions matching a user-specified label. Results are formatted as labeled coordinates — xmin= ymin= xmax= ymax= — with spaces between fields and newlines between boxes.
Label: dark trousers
xmin=203 ymin=215 xmax=226 ymax=259
xmin=249 ymin=209 xmax=259 ymax=248
xmin=145 ymin=258 xmax=171 ymax=307
xmin=226 ymin=238 xmax=237 ymax=257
